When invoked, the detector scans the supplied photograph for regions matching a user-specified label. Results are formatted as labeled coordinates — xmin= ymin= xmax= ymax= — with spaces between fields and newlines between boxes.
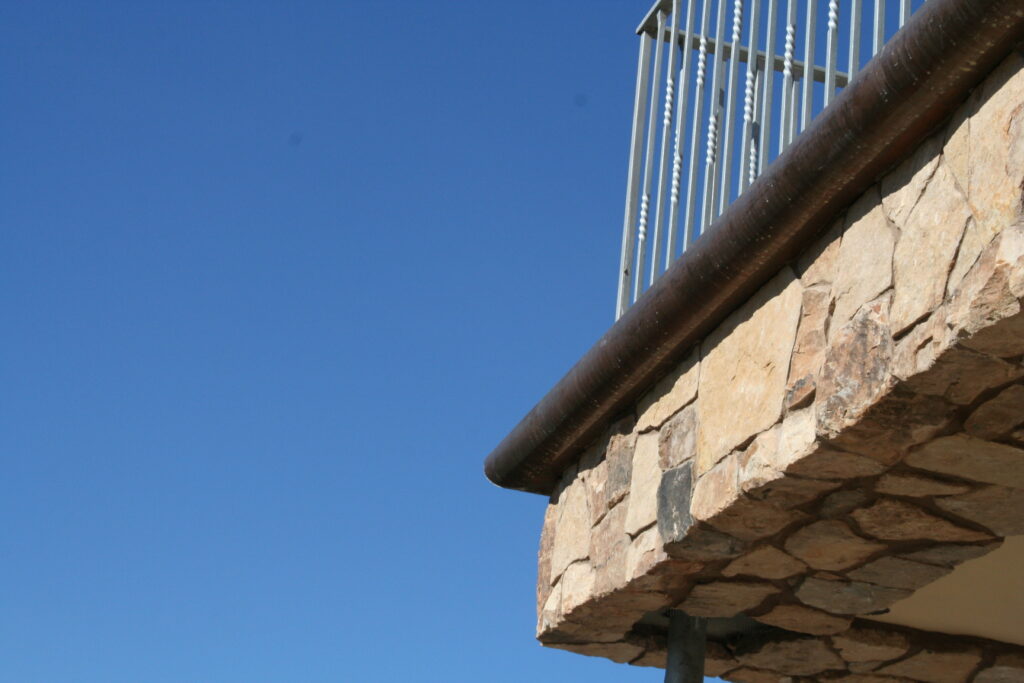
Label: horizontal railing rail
xmin=617 ymin=0 xmax=925 ymax=319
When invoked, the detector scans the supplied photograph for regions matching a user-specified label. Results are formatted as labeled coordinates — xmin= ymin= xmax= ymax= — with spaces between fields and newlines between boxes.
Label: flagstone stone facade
xmin=535 ymin=54 xmax=1024 ymax=681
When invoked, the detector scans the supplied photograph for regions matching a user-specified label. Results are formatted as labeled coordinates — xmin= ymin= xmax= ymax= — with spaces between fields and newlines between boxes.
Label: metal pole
xmin=664 ymin=611 xmax=707 ymax=683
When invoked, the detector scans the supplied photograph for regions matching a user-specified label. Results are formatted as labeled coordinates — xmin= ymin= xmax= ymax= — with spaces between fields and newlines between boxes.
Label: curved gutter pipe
xmin=485 ymin=0 xmax=1024 ymax=496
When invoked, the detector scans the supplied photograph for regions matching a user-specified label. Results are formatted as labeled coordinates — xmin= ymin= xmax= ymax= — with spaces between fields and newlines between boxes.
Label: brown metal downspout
xmin=485 ymin=0 xmax=1024 ymax=496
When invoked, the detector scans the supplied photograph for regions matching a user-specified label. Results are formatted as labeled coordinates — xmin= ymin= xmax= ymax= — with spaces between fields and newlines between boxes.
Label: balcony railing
xmin=616 ymin=0 xmax=924 ymax=318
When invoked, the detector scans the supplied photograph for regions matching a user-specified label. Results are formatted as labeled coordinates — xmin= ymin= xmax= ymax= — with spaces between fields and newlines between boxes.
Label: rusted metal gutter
xmin=485 ymin=0 xmax=1024 ymax=496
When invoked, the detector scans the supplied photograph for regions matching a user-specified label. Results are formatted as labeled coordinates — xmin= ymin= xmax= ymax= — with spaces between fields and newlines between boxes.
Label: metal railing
xmin=616 ymin=0 xmax=923 ymax=319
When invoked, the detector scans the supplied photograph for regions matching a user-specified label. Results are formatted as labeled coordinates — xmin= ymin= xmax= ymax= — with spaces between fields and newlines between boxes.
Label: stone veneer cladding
xmin=535 ymin=54 xmax=1024 ymax=681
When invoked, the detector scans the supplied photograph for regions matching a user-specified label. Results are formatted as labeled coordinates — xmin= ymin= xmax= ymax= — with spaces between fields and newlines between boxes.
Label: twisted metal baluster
xmin=780 ymin=0 xmax=796 ymax=150
xmin=800 ymin=0 xmax=817 ymax=132
xmin=717 ymin=0 xmax=745 ymax=216
xmin=616 ymin=35 xmax=654 ymax=319
xmin=701 ymin=0 xmax=729 ymax=232
xmin=824 ymin=0 xmax=840 ymax=106
xmin=739 ymin=0 xmax=761 ymax=192
xmin=666 ymin=0 xmax=698 ymax=267
xmin=651 ymin=0 xmax=682 ymax=286
xmin=758 ymin=0 xmax=779 ymax=175
xmin=633 ymin=10 xmax=666 ymax=300
xmin=682 ymin=0 xmax=712 ymax=252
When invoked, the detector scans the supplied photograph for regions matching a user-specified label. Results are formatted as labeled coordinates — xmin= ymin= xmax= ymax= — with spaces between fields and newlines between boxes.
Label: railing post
xmin=666 ymin=0 xmax=698 ymax=269
xmin=651 ymin=0 xmax=682 ymax=286
xmin=634 ymin=9 xmax=667 ymax=301
xmin=617 ymin=34 xmax=654 ymax=320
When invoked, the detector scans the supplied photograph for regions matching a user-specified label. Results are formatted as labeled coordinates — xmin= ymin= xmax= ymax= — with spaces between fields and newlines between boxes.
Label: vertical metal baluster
xmin=667 ymin=0 xmax=698 ymax=267
xmin=780 ymin=0 xmax=797 ymax=149
xmin=800 ymin=0 xmax=817 ymax=132
xmin=849 ymin=0 xmax=862 ymax=77
xmin=651 ymin=2 xmax=682 ymax=285
xmin=702 ymin=0 xmax=730 ymax=232
xmin=617 ymin=35 xmax=654 ymax=319
xmin=633 ymin=11 xmax=666 ymax=300
xmin=682 ymin=0 xmax=712 ymax=251
xmin=758 ymin=0 xmax=778 ymax=173
xmin=873 ymin=0 xmax=884 ymax=56
xmin=899 ymin=0 xmax=910 ymax=27
xmin=747 ymin=69 xmax=761 ymax=186
xmin=739 ymin=0 xmax=762 ymax=192
xmin=824 ymin=0 xmax=839 ymax=106
xmin=717 ymin=0 xmax=745 ymax=216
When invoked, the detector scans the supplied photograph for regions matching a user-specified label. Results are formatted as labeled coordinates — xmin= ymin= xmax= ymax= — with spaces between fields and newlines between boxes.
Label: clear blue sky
xmin=0 ymin=1 xmax=713 ymax=681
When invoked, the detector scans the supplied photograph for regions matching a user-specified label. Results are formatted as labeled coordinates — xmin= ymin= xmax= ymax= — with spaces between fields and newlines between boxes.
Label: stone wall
xmin=535 ymin=53 xmax=1024 ymax=681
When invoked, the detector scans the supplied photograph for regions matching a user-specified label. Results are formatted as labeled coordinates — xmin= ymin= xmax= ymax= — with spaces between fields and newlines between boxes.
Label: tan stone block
xmin=636 ymin=347 xmax=699 ymax=432
xmin=538 ymin=503 xmax=558 ymax=594
xmin=788 ymin=285 xmax=831 ymax=398
xmin=893 ymin=305 xmax=953 ymax=383
xmin=578 ymin=445 xmax=610 ymax=527
xmin=818 ymin=294 xmax=895 ymax=437
xmin=874 ymin=472 xmax=971 ymax=497
xmin=785 ymin=446 xmax=887 ymax=481
xmin=819 ymin=489 xmax=871 ymax=518
xmin=625 ymin=525 xmax=666 ymax=582
xmin=876 ymin=648 xmax=983 ymax=683
xmin=589 ymin=502 xmax=628 ymax=595
xmin=882 ymin=132 xmax=943 ymax=228
xmin=796 ymin=576 xmax=910 ymax=615
xmin=625 ymin=431 xmax=660 ymax=537
xmin=697 ymin=269 xmax=803 ymax=474
xmin=898 ymin=540 xmax=1001 ymax=568
xmin=905 ymin=434 xmax=1024 ymax=489
xmin=851 ymin=498 xmax=992 ymax=543
xmin=547 ymin=640 xmax=644 ymax=664
xmin=900 ymin=345 xmax=1023 ymax=406
xmin=935 ymin=485 xmax=1024 ymax=536
xmin=846 ymin=556 xmax=952 ymax=590
xmin=678 ymin=580 xmax=778 ymax=618
xmin=965 ymin=384 xmax=1024 ymax=440
xmin=537 ymin=578 xmax=563 ymax=635
xmin=830 ymin=627 xmax=910 ymax=663
xmin=739 ymin=411 xmax=824 ymax=491
xmin=833 ymin=190 xmax=897 ymax=330
xmin=891 ymin=162 xmax=972 ymax=335
xmin=691 ymin=453 xmax=739 ymax=523
xmin=755 ymin=604 xmax=851 ymax=635
xmin=605 ymin=422 xmax=636 ymax=509
xmin=723 ymin=546 xmax=807 ymax=580
xmin=550 ymin=473 xmax=591 ymax=582
xmin=739 ymin=637 xmax=845 ymax=676
xmin=560 ymin=560 xmax=597 ymax=615
xmin=798 ymin=218 xmax=842 ymax=287
xmin=943 ymin=84 xmax=973 ymax=203
xmin=967 ymin=53 xmax=1024 ymax=242
xmin=974 ymin=653 xmax=1024 ymax=683
xmin=659 ymin=403 xmax=698 ymax=470
xmin=784 ymin=520 xmax=886 ymax=571
xmin=948 ymin=216 xmax=992 ymax=299
xmin=948 ymin=227 xmax=1024 ymax=357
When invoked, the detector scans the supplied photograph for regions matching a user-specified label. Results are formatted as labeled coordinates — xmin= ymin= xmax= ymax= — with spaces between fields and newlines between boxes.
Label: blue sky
xmin=0 ymin=1 xmax=685 ymax=681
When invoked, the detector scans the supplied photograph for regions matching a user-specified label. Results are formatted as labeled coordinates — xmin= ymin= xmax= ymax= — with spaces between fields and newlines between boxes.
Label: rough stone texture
xmin=851 ymin=499 xmax=992 ymax=543
xmin=678 ymin=581 xmax=779 ymax=618
xmin=875 ymin=648 xmax=983 ymax=683
xmin=697 ymin=269 xmax=803 ymax=474
xmin=755 ymin=604 xmax=852 ymax=635
xmin=532 ymin=56 xmax=1024 ymax=674
xmin=722 ymin=546 xmax=807 ymax=580
xmin=659 ymin=403 xmax=698 ymax=470
xmin=833 ymin=191 xmax=896 ymax=330
xmin=874 ymin=473 xmax=971 ymax=498
xmin=846 ymin=556 xmax=952 ymax=591
xmin=974 ymin=653 xmax=1024 ymax=682
xmin=965 ymin=384 xmax=1024 ymax=440
xmin=905 ymin=435 xmax=1024 ymax=490
xmin=738 ymin=637 xmax=845 ymax=676
xmin=796 ymin=577 xmax=910 ymax=615
xmin=784 ymin=521 xmax=886 ymax=571
xmin=935 ymin=485 xmax=1024 ymax=536
xmin=624 ymin=431 xmax=660 ymax=537
xmin=890 ymin=162 xmax=972 ymax=335
xmin=830 ymin=628 xmax=910 ymax=663
xmin=636 ymin=348 xmax=700 ymax=432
